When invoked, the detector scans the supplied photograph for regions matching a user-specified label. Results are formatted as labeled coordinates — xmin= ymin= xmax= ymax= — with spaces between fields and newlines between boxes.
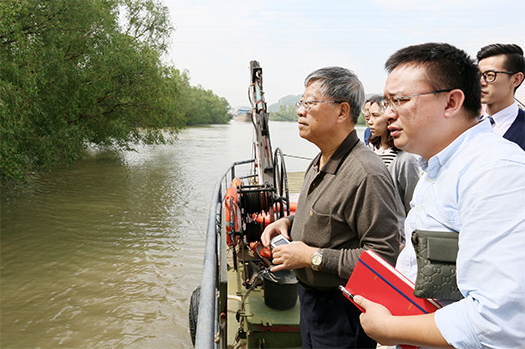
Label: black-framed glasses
xmin=295 ymin=100 xmax=344 ymax=111
xmin=380 ymin=89 xmax=453 ymax=111
xmin=480 ymin=70 xmax=517 ymax=83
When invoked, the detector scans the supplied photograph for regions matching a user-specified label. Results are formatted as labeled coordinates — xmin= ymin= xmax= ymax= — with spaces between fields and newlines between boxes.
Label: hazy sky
xmin=163 ymin=0 xmax=525 ymax=107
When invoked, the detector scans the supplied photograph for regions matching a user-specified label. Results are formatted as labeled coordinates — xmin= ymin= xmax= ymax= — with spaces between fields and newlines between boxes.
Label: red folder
xmin=340 ymin=250 xmax=441 ymax=349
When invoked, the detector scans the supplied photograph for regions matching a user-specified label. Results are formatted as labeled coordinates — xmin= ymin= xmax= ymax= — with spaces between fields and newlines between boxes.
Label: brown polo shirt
xmin=290 ymin=130 xmax=399 ymax=289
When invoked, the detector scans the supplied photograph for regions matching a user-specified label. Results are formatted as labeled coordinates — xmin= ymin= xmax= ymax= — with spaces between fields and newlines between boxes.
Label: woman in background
xmin=367 ymin=95 xmax=421 ymax=245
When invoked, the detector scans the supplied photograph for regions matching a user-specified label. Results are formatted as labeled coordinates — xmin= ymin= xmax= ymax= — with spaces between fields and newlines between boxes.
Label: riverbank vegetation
xmin=1 ymin=0 xmax=230 ymax=182
xmin=269 ymin=95 xmax=300 ymax=121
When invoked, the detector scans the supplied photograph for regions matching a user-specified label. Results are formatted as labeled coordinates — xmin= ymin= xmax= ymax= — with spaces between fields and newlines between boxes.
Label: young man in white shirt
xmin=354 ymin=42 xmax=525 ymax=349
xmin=477 ymin=43 xmax=525 ymax=150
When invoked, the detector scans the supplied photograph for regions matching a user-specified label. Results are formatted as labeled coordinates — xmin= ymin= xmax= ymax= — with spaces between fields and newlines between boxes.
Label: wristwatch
xmin=311 ymin=248 xmax=323 ymax=271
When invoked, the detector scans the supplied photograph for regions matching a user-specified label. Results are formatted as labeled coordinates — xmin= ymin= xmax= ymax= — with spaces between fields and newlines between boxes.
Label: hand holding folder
xmin=340 ymin=250 xmax=442 ymax=349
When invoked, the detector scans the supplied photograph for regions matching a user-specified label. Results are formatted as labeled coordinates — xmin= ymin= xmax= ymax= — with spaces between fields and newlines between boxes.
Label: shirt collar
xmin=422 ymin=120 xmax=493 ymax=178
xmin=485 ymin=102 xmax=519 ymax=124
xmin=314 ymin=130 xmax=360 ymax=175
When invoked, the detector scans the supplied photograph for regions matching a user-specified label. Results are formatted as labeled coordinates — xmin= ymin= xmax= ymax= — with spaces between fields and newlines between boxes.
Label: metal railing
xmin=193 ymin=168 xmax=224 ymax=349
xmin=194 ymin=159 xmax=256 ymax=349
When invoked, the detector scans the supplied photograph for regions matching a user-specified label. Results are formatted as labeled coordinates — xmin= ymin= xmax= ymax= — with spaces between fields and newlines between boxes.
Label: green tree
xmin=179 ymin=85 xmax=230 ymax=126
xmin=0 ymin=0 xmax=229 ymax=182
xmin=271 ymin=104 xmax=297 ymax=122
xmin=268 ymin=94 xmax=299 ymax=121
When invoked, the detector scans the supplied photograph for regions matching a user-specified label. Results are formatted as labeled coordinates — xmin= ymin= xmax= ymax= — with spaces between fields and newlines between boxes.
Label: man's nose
xmin=385 ymin=108 xmax=398 ymax=123
xmin=479 ymin=75 xmax=488 ymax=86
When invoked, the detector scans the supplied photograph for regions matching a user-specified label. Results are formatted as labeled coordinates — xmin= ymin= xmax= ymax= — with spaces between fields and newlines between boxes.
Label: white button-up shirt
xmin=396 ymin=119 xmax=525 ymax=348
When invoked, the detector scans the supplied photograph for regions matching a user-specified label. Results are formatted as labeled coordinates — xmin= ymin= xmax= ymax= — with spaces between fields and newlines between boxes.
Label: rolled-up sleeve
xmin=435 ymin=300 xmax=480 ymax=348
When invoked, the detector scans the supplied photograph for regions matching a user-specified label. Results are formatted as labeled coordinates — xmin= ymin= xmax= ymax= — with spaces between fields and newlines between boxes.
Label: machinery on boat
xmin=189 ymin=61 xmax=302 ymax=349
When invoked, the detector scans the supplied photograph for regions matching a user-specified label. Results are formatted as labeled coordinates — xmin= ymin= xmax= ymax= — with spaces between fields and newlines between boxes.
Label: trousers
xmin=298 ymin=284 xmax=376 ymax=349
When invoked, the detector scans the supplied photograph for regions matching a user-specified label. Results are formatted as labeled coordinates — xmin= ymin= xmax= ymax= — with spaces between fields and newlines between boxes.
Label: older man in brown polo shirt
xmin=261 ymin=66 xmax=399 ymax=349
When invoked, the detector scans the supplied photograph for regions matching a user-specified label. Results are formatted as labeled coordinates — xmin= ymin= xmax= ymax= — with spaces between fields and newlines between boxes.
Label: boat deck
xmin=223 ymin=173 xmax=304 ymax=348
xmin=226 ymin=250 xmax=301 ymax=349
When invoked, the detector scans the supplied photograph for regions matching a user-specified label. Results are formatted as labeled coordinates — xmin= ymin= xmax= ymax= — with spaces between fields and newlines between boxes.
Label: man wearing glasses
xmin=261 ymin=66 xmax=399 ymax=348
xmin=354 ymin=43 xmax=525 ymax=348
xmin=477 ymin=43 xmax=525 ymax=150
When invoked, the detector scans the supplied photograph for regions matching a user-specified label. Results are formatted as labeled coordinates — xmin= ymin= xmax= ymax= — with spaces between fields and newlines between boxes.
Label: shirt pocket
xmin=302 ymin=203 xmax=332 ymax=247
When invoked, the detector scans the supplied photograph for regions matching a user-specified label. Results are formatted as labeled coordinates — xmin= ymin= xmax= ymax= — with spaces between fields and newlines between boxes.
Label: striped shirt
xmin=373 ymin=147 xmax=398 ymax=167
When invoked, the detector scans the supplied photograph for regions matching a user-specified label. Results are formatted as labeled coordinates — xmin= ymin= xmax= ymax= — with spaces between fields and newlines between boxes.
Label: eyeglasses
xmin=295 ymin=100 xmax=344 ymax=111
xmin=479 ymin=70 xmax=517 ymax=83
xmin=380 ymin=89 xmax=453 ymax=111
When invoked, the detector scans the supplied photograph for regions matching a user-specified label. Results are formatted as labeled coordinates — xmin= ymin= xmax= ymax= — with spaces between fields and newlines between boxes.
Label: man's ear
xmin=511 ymin=72 xmax=524 ymax=89
xmin=444 ymin=89 xmax=465 ymax=119
xmin=337 ymin=102 xmax=351 ymax=122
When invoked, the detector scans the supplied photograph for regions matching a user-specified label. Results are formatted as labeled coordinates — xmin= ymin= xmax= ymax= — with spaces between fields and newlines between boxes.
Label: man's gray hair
xmin=304 ymin=66 xmax=365 ymax=124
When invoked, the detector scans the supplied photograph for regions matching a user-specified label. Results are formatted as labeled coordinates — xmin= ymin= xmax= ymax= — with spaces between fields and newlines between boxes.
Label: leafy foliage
xmin=0 ymin=0 xmax=230 ymax=182
xmin=271 ymin=104 xmax=297 ymax=122
xmin=268 ymin=94 xmax=300 ymax=121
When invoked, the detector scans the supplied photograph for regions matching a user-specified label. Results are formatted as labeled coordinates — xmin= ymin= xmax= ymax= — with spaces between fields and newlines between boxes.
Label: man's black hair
xmin=477 ymin=43 xmax=525 ymax=90
xmin=385 ymin=42 xmax=481 ymax=118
